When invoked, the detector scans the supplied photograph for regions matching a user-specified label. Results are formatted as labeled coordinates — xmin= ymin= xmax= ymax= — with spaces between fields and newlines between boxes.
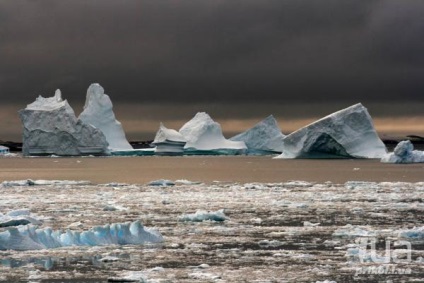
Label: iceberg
xmin=275 ymin=103 xmax=387 ymax=159
xmin=79 ymin=83 xmax=133 ymax=151
xmin=179 ymin=112 xmax=246 ymax=155
xmin=152 ymin=123 xmax=186 ymax=155
xmin=179 ymin=209 xmax=227 ymax=222
xmin=381 ymin=140 xmax=424 ymax=163
xmin=19 ymin=90 xmax=109 ymax=156
xmin=0 ymin=220 xmax=163 ymax=251
xmin=230 ymin=115 xmax=285 ymax=154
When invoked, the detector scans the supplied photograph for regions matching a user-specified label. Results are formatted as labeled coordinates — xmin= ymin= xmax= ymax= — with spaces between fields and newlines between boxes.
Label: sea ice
xmin=179 ymin=209 xmax=227 ymax=222
xmin=147 ymin=179 xmax=175 ymax=187
xmin=0 ymin=220 xmax=163 ymax=251
xmin=152 ymin=122 xmax=186 ymax=155
xmin=19 ymin=90 xmax=109 ymax=156
xmin=381 ymin=140 xmax=424 ymax=163
xmin=275 ymin=103 xmax=387 ymax=159
xmin=79 ymin=83 xmax=133 ymax=151
xmin=179 ymin=112 xmax=246 ymax=154
xmin=1 ymin=179 xmax=90 ymax=187
xmin=0 ymin=210 xmax=42 ymax=228
xmin=230 ymin=115 xmax=285 ymax=154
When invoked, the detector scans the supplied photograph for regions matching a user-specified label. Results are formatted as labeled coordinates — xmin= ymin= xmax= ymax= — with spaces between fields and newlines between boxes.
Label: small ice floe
xmin=332 ymin=224 xmax=376 ymax=239
xmin=99 ymin=255 xmax=120 ymax=262
xmin=381 ymin=140 xmax=424 ymax=163
xmin=188 ymin=272 xmax=222 ymax=281
xmin=258 ymin=239 xmax=285 ymax=248
xmin=282 ymin=181 xmax=314 ymax=188
xmin=108 ymin=271 xmax=148 ymax=282
xmin=1 ymin=179 xmax=90 ymax=187
xmin=175 ymin=179 xmax=202 ymax=185
xmin=344 ymin=181 xmax=380 ymax=190
xmin=0 ymin=209 xmax=42 ymax=228
xmin=0 ymin=220 xmax=163 ymax=251
xmin=179 ymin=209 xmax=227 ymax=222
xmin=303 ymin=221 xmax=321 ymax=227
xmin=316 ymin=281 xmax=337 ymax=283
xmin=103 ymin=204 xmax=128 ymax=211
xmin=147 ymin=179 xmax=175 ymax=187
xmin=397 ymin=226 xmax=424 ymax=240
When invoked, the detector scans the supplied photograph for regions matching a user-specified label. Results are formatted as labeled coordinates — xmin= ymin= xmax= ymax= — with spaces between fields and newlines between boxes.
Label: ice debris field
xmin=13 ymin=82 xmax=424 ymax=162
xmin=0 ymin=179 xmax=423 ymax=282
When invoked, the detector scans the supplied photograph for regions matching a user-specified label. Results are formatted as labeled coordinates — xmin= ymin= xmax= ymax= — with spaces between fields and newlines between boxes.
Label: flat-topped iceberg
xmin=0 ymin=220 xmax=163 ymax=251
xmin=19 ymin=90 xmax=109 ymax=156
xmin=152 ymin=123 xmax=186 ymax=155
xmin=276 ymin=103 xmax=387 ymax=159
xmin=230 ymin=115 xmax=284 ymax=154
xmin=179 ymin=112 xmax=246 ymax=155
xmin=381 ymin=140 xmax=424 ymax=163
xmin=79 ymin=83 xmax=133 ymax=151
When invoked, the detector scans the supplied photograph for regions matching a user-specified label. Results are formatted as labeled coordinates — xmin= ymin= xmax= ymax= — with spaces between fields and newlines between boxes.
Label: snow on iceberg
xmin=79 ymin=83 xmax=133 ymax=151
xmin=381 ymin=140 xmax=424 ymax=163
xmin=19 ymin=90 xmax=109 ymax=156
xmin=275 ymin=103 xmax=387 ymax=159
xmin=230 ymin=115 xmax=285 ymax=154
xmin=0 ymin=220 xmax=163 ymax=251
xmin=0 ymin=210 xmax=42 ymax=228
xmin=179 ymin=112 xmax=246 ymax=155
xmin=152 ymin=123 xmax=186 ymax=155
xmin=179 ymin=209 xmax=227 ymax=222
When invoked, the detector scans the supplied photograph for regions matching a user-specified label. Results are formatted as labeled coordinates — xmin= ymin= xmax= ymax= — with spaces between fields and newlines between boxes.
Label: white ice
xmin=179 ymin=112 xmax=246 ymax=153
xmin=179 ymin=209 xmax=227 ymax=222
xmin=79 ymin=83 xmax=133 ymax=151
xmin=152 ymin=122 xmax=186 ymax=155
xmin=0 ymin=220 xmax=163 ymax=251
xmin=275 ymin=103 xmax=387 ymax=159
xmin=230 ymin=115 xmax=285 ymax=154
xmin=381 ymin=140 xmax=424 ymax=163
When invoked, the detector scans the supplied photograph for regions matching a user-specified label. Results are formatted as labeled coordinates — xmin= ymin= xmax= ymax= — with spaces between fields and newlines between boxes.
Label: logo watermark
xmin=352 ymin=237 xmax=413 ymax=276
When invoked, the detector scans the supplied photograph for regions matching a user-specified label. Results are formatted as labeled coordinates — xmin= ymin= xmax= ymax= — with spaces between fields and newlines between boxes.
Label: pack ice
xmin=230 ymin=115 xmax=284 ymax=154
xmin=79 ymin=83 xmax=133 ymax=151
xmin=381 ymin=140 xmax=424 ymax=163
xmin=276 ymin=103 xmax=387 ymax=159
xmin=0 ymin=220 xmax=163 ymax=251
xmin=152 ymin=123 xmax=186 ymax=155
xmin=19 ymin=90 xmax=109 ymax=156
xmin=179 ymin=112 xmax=246 ymax=154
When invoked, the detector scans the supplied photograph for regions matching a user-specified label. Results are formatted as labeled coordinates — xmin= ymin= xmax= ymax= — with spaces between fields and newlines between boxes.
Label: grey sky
xmin=1 ymin=0 xmax=423 ymax=108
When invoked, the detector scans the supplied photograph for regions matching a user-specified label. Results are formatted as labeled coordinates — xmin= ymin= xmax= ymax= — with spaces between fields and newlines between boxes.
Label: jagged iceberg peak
xmin=79 ymin=83 xmax=133 ymax=151
xmin=25 ymin=89 xmax=74 ymax=115
xmin=276 ymin=103 xmax=387 ymax=159
xmin=179 ymin=112 xmax=247 ymax=151
xmin=230 ymin=115 xmax=285 ymax=154
xmin=153 ymin=123 xmax=186 ymax=144
xmin=0 ymin=220 xmax=163 ymax=251
xmin=381 ymin=140 xmax=424 ymax=163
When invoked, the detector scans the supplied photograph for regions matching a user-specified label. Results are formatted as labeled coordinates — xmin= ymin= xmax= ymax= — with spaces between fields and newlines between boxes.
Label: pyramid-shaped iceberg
xmin=179 ymin=112 xmax=246 ymax=155
xmin=230 ymin=115 xmax=285 ymax=155
xmin=275 ymin=103 xmax=387 ymax=159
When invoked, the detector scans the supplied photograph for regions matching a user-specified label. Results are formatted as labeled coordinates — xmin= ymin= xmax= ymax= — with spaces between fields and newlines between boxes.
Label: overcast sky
xmin=1 ymin=0 xmax=423 ymax=107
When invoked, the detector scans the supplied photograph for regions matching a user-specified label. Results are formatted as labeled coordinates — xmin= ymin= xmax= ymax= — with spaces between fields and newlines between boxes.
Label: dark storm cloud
xmin=0 ymin=0 xmax=423 ymax=105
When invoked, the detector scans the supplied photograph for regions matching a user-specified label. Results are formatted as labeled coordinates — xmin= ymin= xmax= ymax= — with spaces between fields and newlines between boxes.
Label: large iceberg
xmin=179 ymin=112 xmax=246 ymax=155
xmin=0 ymin=220 xmax=163 ymax=251
xmin=230 ymin=115 xmax=285 ymax=154
xmin=275 ymin=103 xmax=387 ymax=159
xmin=19 ymin=90 xmax=109 ymax=156
xmin=381 ymin=140 xmax=424 ymax=163
xmin=152 ymin=123 xmax=186 ymax=155
xmin=79 ymin=83 xmax=133 ymax=151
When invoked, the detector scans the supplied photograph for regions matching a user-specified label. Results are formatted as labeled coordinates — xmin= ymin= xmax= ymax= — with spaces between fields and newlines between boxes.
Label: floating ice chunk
xmin=0 ymin=220 xmax=163 ymax=251
xmin=147 ymin=179 xmax=175 ymax=187
xmin=0 ymin=210 xmax=42 ymax=228
xmin=304 ymin=221 xmax=321 ymax=227
xmin=332 ymin=224 xmax=376 ymax=239
xmin=275 ymin=103 xmax=387 ymax=159
xmin=79 ymin=83 xmax=133 ymax=151
xmin=179 ymin=112 xmax=246 ymax=154
xmin=19 ymin=89 xmax=109 ymax=156
xmin=108 ymin=271 xmax=148 ymax=282
xmin=152 ymin=123 xmax=186 ymax=155
xmin=189 ymin=272 xmax=222 ymax=281
xmin=258 ymin=239 xmax=285 ymax=247
xmin=316 ymin=281 xmax=337 ymax=283
xmin=381 ymin=140 xmax=424 ymax=163
xmin=175 ymin=179 xmax=202 ymax=185
xmin=398 ymin=226 xmax=424 ymax=240
xmin=179 ymin=209 xmax=227 ymax=222
xmin=230 ymin=115 xmax=285 ymax=154
xmin=344 ymin=181 xmax=380 ymax=190
xmin=1 ymin=179 xmax=90 ymax=187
